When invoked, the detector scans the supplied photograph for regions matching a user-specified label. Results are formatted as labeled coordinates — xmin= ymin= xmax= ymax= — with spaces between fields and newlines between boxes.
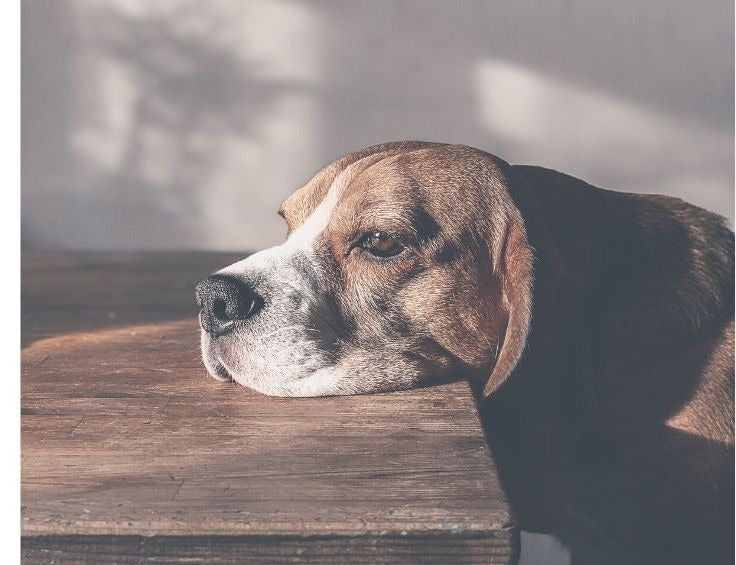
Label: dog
xmin=196 ymin=142 xmax=734 ymax=564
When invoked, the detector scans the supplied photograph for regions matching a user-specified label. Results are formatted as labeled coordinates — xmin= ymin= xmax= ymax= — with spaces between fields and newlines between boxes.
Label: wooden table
xmin=21 ymin=253 xmax=518 ymax=564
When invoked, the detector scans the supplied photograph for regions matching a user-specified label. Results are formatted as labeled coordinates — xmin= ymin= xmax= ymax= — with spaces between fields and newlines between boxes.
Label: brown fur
xmin=278 ymin=142 xmax=734 ymax=563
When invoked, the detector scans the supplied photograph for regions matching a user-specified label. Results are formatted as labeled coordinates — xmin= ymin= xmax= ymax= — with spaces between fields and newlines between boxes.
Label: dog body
xmin=482 ymin=164 xmax=734 ymax=564
xmin=197 ymin=142 xmax=734 ymax=563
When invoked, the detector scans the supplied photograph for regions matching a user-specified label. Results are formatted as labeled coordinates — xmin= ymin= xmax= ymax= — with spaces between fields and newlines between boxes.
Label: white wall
xmin=22 ymin=0 xmax=734 ymax=251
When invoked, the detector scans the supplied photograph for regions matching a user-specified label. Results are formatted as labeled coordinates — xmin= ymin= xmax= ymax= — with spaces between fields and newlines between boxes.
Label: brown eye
xmin=358 ymin=231 xmax=405 ymax=258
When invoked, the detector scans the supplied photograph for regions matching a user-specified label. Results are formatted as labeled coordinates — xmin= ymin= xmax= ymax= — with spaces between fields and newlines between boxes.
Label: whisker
xmin=261 ymin=325 xmax=303 ymax=340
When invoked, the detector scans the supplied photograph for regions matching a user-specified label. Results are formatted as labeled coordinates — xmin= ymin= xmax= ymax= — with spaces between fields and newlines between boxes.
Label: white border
xmin=3 ymin=0 xmax=20 ymax=560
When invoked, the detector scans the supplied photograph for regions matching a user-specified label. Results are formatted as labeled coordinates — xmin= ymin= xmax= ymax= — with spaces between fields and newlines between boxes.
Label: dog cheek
xmin=398 ymin=266 xmax=503 ymax=369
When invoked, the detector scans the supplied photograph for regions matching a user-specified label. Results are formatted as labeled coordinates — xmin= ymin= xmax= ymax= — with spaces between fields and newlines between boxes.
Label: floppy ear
xmin=482 ymin=215 xmax=534 ymax=399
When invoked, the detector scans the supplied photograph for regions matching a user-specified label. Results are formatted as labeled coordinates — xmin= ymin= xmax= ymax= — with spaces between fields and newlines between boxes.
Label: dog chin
xmin=226 ymin=366 xmax=348 ymax=398
xmin=200 ymin=332 xmax=344 ymax=396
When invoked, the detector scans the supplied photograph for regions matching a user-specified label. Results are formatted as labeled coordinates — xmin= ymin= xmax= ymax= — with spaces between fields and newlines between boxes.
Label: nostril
xmin=212 ymin=298 xmax=229 ymax=321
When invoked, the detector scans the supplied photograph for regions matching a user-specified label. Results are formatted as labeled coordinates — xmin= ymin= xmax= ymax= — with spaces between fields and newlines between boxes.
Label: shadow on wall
xmin=22 ymin=0 xmax=734 ymax=251
xmin=23 ymin=0 xmax=318 ymax=249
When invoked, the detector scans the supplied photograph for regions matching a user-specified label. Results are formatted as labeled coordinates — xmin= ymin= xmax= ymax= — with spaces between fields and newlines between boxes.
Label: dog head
xmin=196 ymin=142 xmax=533 ymax=397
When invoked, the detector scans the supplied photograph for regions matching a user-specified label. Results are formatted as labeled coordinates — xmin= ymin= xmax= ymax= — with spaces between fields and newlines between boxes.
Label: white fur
xmin=519 ymin=532 xmax=571 ymax=565
xmin=204 ymin=153 xmax=386 ymax=395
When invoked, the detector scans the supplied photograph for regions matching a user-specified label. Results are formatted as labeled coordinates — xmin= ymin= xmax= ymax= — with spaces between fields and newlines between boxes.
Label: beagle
xmin=196 ymin=142 xmax=734 ymax=564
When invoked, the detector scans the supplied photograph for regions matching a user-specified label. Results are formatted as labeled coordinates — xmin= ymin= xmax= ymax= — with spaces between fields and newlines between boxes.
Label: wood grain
xmin=21 ymin=252 xmax=518 ymax=563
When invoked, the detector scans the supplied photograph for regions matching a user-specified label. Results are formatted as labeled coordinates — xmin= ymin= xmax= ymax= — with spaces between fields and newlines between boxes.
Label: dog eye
xmin=358 ymin=231 xmax=405 ymax=258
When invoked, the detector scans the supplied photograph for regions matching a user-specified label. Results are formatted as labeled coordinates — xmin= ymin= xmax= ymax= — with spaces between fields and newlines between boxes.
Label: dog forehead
xmin=329 ymin=161 xmax=434 ymax=235
xmin=335 ymin=146 xmax=505 ymax=229
xmin=280 ymin=142 xmax=450 ymax=228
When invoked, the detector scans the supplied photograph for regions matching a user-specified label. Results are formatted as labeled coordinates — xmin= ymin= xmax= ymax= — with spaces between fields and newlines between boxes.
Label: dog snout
xmin=195 ymin=274 xmax=262 ymax=337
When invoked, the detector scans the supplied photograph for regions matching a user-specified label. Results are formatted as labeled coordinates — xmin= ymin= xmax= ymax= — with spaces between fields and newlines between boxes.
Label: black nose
xmin=195 ymin=275 xmax=262 ymax=337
